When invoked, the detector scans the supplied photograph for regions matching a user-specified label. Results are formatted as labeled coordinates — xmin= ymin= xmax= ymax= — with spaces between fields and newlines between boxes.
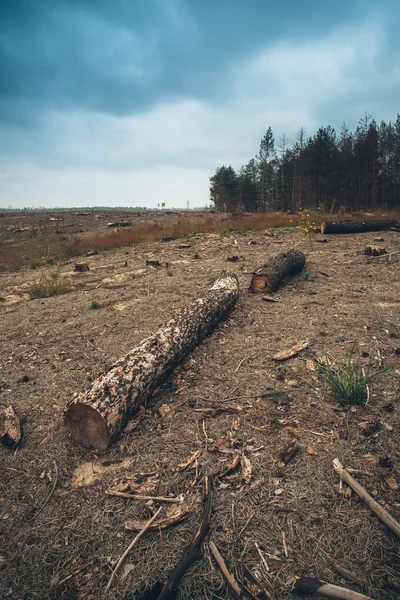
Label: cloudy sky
xmin=1 ymin=0 xmax=400 ymax=209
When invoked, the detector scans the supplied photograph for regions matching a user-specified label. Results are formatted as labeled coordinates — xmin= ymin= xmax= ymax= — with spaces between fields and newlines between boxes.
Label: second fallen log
xmin=64 ymin=272 xmax=239 ymax=450
xmin=250 ymin=249 xmax=305 ymax=293
xmin=321 ymin=219 xmax=398 ymax=234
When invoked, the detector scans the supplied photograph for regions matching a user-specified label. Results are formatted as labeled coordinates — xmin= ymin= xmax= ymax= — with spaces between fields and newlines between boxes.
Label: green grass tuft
xmin=89 ymin=299 xmax=101 ymax=310
xmin=316 ymin=352 xmax=389 ymax=405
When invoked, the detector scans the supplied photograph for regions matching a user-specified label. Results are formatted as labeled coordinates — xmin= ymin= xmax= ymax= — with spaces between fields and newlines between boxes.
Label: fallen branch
xmin=209 ymin=541 xmax=242 ymax=600
xmin=291 ymin=576 xmax=372 ymax=600
xmin=105 ymin=490 xmax=183 ymax=504
xmin=65 ymin=272 xmax=239 ymax=449
xmin=333 ymin=458 xmax=400 ymax=539
xmin=105 ymin=506 xmax=162 ymax=593
xmin=157 ymin=475 xmax=214 ymax=600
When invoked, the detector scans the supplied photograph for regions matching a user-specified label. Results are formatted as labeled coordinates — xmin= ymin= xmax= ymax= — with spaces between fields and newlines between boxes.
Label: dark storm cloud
xmin=0 ymin=0 xmax=361 ymax=126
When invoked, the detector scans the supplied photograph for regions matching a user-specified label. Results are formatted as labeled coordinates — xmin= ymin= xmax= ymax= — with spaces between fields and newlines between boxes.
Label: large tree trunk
xmin=64 ymin=272 xmax=239 ymax=450
xmin=250 ymin=249 xmax=305 ymax=293
xmin=321 ymin=219 xmax=398 ymax=234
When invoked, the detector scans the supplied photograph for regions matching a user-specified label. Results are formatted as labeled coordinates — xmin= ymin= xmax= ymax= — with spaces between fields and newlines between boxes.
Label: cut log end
xmin=250 ymin=274 xmax=273 ymax=293
xmin=64 ymin=403 xmax=110 ymax=450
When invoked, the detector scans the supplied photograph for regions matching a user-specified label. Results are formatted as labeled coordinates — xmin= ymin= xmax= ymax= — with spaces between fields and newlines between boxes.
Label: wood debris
xmin=0 ymin=405 xmax=22 ymax=449
xmin=365 ymin=245 xmax=386 ymax=256
xmin=277 ymin=442 xmax=301 ymax=469
xmin=125 ymin=502 xmax=191 ymax=532
xmin=110 ymin=472 xmax=159 ymax=496
xmin=157 ymin=476 xmax=214 ymax=600
xmin=333 ymin=458 xmax=400 ymax=539
xmin=262 ymin=295 xmax=280 ymax=303
xmin=176 ymin=450 xmax=202 ymax=472
xmin=218 ymin=454 xmax=241 ymax=479
xmin=240 ymin=456 xmax=253 ymax=483
xmin=272 ymin=341 xmax=309 ymax=361
xmin=74 ymin=262 xmax=90 ymax=272
xmin=291 ymin=575 xmax=372 ymax=599
xmin=384 ymin=475 xmax=399 ymax=491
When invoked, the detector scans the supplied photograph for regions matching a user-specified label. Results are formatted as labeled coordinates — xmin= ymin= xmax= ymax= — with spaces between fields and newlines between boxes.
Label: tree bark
xmin=0 ymin=405 xmax=22 ymax=449
xmin=64 ymin=272 xmax=239 ymax=450
xmin=320 ymin=219 xmax=398 ymax=234
xmin=250 ymin=249 xmax=305 ymax=293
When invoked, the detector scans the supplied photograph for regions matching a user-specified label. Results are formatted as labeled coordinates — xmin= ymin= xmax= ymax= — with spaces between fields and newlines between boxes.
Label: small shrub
xmin=30 ymin=261 xmax=42 ymax=270
xmin=29 ymin=269 xmax=71 ymax=299
xmin=316 ymin=352 xmax=389 ymax=406
xmin=89 ymin=299 xmax=101 ymax=310
xmin=302 ymin=271 xmax=310 ymax=281
xmin=239 ymin=264 xmax=245 ymax=271
xmin=167 ymin=271 xmax=173 ymax=276
xmin=193 ymin=252 xmax=199 ymax=259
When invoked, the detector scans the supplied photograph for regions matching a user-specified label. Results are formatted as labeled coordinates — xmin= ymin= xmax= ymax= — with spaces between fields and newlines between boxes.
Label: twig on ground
xmin=28 ymin=461 xmax=58 ymax=521
xmin=238 ymin=511 xmax=255 ymax=537
xmin=209 ymin=541 xmax=242 ymax=600
xmin=234 ymin=354 xmax=254 ymax=374
xmin=282 ymin=531 xmax=288 ymax=557
xmin=105 ymin=506 xmax=162 ymax=593
xmin=105 ymin=490 xmax=184 ymax=504
xmin=333 ymin=458 xmax=400 ymax=539
xmin=254 ymin=541 xmax=270 ymax=573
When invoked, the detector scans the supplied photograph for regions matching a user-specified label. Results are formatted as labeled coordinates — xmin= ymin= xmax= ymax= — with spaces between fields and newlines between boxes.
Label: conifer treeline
xmin=209 ymin=114 xmax=400 ymax=213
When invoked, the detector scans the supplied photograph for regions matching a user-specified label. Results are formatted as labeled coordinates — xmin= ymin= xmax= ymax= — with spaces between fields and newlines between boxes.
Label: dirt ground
xmin=1 ymin=217 xmax=400 ymax=600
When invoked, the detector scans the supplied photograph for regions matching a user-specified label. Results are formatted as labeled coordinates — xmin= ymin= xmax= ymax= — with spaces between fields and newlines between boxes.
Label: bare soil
xmin=1 ymin=215 xmax=400 ymax=600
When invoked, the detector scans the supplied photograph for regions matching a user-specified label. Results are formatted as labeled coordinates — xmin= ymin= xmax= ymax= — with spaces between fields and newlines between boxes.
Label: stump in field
xmin=365 ymin=246 xmax=386 ymax=256
xmin=64 ymin=272 xmax=239 ymax=450
xmin=250 ymin=249 xmax=305 ymax=293
xmin=74 ymin=263 xmax=90 ymax=272
xmin=1 ymin=405 xmax=22 ymax=449
xmin=321 ymin=220 xmax=398 ymax=234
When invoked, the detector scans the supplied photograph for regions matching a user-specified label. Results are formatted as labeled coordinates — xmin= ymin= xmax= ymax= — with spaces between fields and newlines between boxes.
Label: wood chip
xmin=241 ymin=456 xmax=253 ymax=483
xmin=262 ymin=295 xmax=279 ymax=303
xmin=272 ymin=341 xmax=309 ymax=361
xmin=176 ymin=450 xmax=202 ymax=472
xmin=219 ymin=454 xmax=241 ymax=479
xmin=384 ymin=475 xmax=399 ymax=491
xmin=125 ymin=502 xmax=191 ymax=532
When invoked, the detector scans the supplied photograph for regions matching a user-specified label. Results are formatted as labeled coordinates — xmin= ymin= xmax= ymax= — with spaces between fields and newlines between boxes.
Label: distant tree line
xmin=209 ymin=113 xmax=400 ymax=213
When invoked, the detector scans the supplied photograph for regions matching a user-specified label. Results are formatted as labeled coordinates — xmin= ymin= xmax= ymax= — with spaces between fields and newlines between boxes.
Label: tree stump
xmin=64 ymin=272 xmax=239 ymax=450
xmin=250 ymin=249 xmax=305 ymax=293
xmin=74 ymin=263 xmax=90 ymax=272
xmin=1 ymin=405 xmax=22 ymax=448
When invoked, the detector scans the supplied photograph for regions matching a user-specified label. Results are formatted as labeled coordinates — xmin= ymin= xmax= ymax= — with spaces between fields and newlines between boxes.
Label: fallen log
xmin=320 ymin=219 xmax=398 ymax=234
xmin=107 ymin=221 xmax=132 ymax=227
xmin=250 ymin=249 xmax=305 ymax=293
xmin=64 ymin=272 xmax=239 ymax=449
xmin=291 ymin=576 xmax=372 ymax=600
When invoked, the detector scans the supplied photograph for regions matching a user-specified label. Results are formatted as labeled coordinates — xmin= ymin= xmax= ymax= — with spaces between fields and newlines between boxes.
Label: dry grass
xmin=29 ymin=267 xmax=72 ymax=299
xmin=1 ymin=209 xmax=399 ymax=273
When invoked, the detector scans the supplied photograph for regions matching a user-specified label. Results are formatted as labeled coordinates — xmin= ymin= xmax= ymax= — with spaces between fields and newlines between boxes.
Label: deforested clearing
xmin=1 ymin=210 xmax=400 ymax=600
